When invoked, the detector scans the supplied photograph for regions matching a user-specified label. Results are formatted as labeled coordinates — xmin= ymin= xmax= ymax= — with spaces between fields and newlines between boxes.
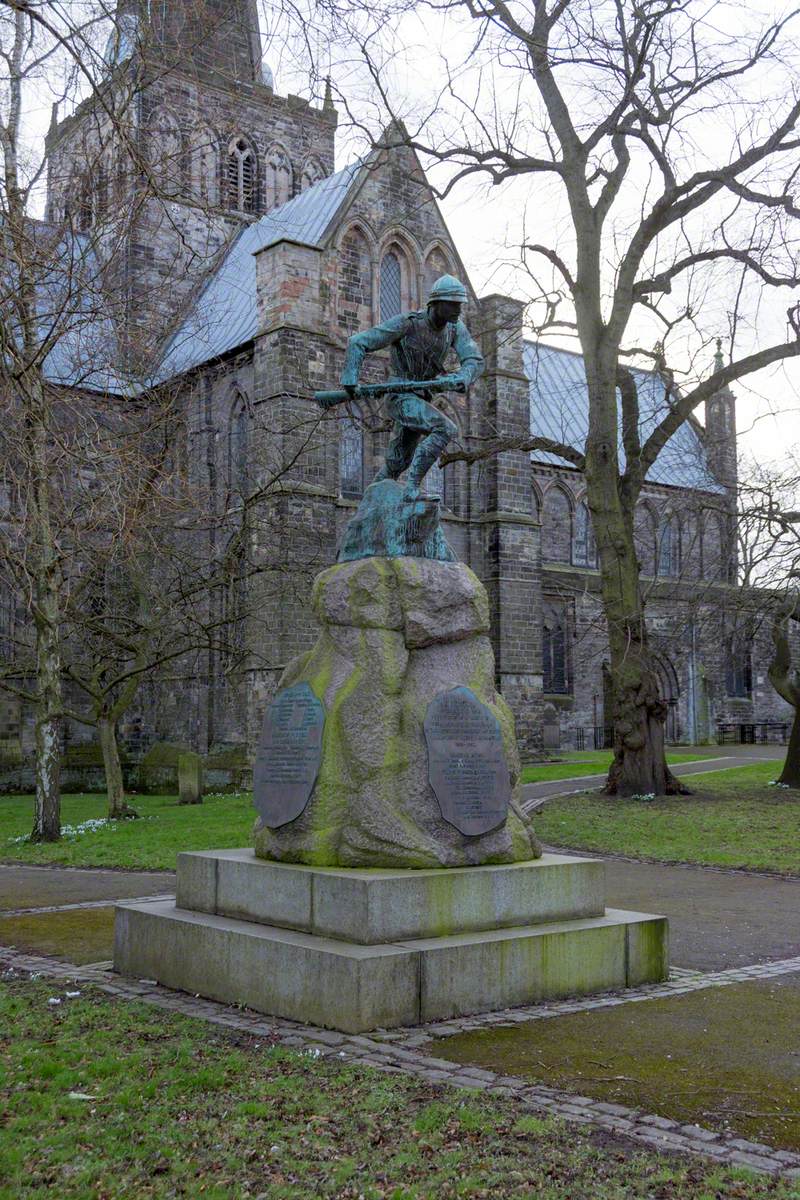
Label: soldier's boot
xmin=402 ymin=429 xmax=451 ymax=502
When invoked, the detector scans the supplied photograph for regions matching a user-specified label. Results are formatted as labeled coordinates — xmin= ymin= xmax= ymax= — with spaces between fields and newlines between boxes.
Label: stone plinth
xmin=253 ymin=556 xmax=540 ymax=869
xmin=114 ymin=850 xmax=669 ymax=1034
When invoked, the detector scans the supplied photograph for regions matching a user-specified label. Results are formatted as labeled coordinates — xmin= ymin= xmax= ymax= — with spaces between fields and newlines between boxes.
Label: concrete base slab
xmin=114 ymin=898 xmax=668 ymax=1033
xmin=175 ymin=849 xmax=606 ymax=944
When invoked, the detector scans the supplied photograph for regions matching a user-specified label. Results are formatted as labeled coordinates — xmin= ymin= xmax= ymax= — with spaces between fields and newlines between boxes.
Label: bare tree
xmin=314 ymin=0 xmax=800 ymax=793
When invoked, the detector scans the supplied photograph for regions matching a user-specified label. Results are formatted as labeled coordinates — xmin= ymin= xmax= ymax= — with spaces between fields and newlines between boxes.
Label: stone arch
xmin=378 ymin=229 xmax=421 ymax=314
xmin=147 ymin=106 xmax=183 ymax=195
xmin=227 ymin=134 xmax=258 ymax=213
xmin=653 ymin=652 xmax=681 ymax=742
xmin=337 ymin=222 xmax=374 ymax=334
xmin=190 ymin=122 xmax=220 ymax=206
xmin=264 ymin=142 xmax=292 ymax=211
xmin=422 ymin=242 xmax=455 ymax=298
xmin=541 ymin=483 xmax=573 ymax=563
xmin=531 ymin=481 xmax=543 ymax=522
xmin=300 ymin=155 xmax=326 ymax=192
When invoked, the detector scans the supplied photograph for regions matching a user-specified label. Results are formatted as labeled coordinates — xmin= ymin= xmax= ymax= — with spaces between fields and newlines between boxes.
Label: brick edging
xmin=1 ymin=946 xmax=798 ymax=1182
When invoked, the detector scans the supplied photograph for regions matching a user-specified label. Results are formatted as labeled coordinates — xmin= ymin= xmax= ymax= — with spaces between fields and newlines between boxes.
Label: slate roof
xmin=157 ymin=159 xmax=363 ymax=380
xmin=24 ymin=229 xmax=130 ymax=394
xmin=525 ymin=341 xmax=724 ymax=493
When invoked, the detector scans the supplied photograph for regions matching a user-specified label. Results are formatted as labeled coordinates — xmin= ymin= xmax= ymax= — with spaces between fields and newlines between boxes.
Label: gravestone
xmin=424 ymin=686 xmax=510 ymax=836
xmin=178 ymin=752 xmax=203 ymax=806
xmin=254 ymin=683 xmax=325 ymax=828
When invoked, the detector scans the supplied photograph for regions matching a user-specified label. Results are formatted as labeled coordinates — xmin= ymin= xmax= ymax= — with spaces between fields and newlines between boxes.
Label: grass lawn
xmin=0 ymin=792 xmax=254 ymax=871
xmin=534 ymin=762 xmax=800 ymax=874
xmin=520 ymin=749 xmax=722 ymax=784
xmin=2 ymin=980 xmax=798 ymax=1200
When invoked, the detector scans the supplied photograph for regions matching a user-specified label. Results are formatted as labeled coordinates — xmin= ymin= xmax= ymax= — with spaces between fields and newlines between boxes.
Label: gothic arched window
xmin=543 ymin=601 xmax=569 ymax=694
xmin=380 ymin=250 xmax=403 ymax=321
xmin=228 ymin=394 xmax=250 ymax=500
xmin=657 ymin=513 xmax=681 ymax=577
xmin=572 ymin=500 xmax=596 ymax=567
xmin=149 ymin=108 xmax=183 ymax=195
xmin=300 ymin=156 xmax=325 ymax=192
xmin=265 ymin=144 xmax=292 ymax=210
xmin=541 ymin=487 xmax=572 ymax=563
xmin=634 ymin=504 xmax=656 ymax=575
xmin=227 ymin=136 xmax=257 ymax=213
xmin=338 ymin=226 xmax=373 ymax=333
xmin=191 ymin=124 xmax=219 ymax=206
xmin=424 ymin=247 xmax=452 ymax=298
xmin=339 ymin=409 xmax=364 ymax=499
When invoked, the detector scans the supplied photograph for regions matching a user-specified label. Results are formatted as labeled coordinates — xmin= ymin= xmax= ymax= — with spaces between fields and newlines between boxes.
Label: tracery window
xmin=227 ymin=137 xmax=257 ymax=213
xmin=339 ymin=410 xmax=364 ymax=499
xmin=380 ymin=250 xmax=403 ymax=321
xmin=572 ymin=500 xmax=596 ymax=567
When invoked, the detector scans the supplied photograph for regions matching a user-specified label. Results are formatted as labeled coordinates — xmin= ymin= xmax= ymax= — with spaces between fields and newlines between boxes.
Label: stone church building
xmin=2 ymin=0 xmax=793 ymax=782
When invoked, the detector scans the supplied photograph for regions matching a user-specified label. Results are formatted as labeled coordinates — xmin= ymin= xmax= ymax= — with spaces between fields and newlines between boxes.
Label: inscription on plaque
xmin=424 ymin=686 xmax=510 ymax=836
xmin=253 ymin=683 xmax=325 ymax=828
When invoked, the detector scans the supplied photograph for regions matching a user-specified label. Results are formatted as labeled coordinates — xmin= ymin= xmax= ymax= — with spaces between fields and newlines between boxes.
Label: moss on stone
xmin=436 ymin=974 xmax=800 ymax=1150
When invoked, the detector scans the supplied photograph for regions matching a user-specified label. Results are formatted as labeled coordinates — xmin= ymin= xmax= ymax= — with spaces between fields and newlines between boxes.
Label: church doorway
xmin=653 ymin=654 xmax=681 ymax=743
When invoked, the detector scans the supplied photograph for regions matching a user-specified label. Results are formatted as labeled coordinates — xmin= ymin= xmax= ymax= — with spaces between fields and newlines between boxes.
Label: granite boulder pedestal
xmin=115 ymin=553 xmax=669 ymax=1032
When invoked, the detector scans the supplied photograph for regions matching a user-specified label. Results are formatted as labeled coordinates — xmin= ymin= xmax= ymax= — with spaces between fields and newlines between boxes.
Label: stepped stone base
xmin=114 ymin=850 xmax=669 ymax=1033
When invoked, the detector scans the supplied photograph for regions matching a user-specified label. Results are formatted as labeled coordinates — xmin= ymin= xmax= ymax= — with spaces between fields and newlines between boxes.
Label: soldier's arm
xmin=341 ymin=315 xmax=410 ymax=388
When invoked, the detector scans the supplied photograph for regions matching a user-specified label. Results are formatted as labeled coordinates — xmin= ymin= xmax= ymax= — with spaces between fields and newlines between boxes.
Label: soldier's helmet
xmin=427 ymin=274 xmax=468 ymax=307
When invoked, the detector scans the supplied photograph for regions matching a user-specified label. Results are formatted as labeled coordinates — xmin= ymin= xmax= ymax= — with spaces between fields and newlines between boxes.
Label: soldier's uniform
xmin=340 ymin=276 xmax=484 ymax=497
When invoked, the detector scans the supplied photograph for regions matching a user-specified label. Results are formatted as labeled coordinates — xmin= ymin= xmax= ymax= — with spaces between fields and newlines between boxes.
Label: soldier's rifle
xmin=314 ymin=377 xmax=466 ymax=409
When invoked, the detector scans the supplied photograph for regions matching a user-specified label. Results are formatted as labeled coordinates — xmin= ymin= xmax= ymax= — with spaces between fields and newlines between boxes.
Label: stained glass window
xmin=380 ymin=251 xmax=402 ymax=320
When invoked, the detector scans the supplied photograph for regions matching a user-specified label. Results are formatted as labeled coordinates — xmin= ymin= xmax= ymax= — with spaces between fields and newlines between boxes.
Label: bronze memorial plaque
xmin=253 ymin=683 xmax=325 ymax=828
xmin=424 ymin=686 xmax=510 ymax=836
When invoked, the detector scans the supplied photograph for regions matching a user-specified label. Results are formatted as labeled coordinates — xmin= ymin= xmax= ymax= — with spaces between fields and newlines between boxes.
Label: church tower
xmin=44 ymin=0 xmax=337 ymax=364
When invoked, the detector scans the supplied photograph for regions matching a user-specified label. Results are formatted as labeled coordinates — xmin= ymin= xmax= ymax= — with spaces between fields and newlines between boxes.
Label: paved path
xmin=520 ymin=748 xmax=785 ymax=809
xmin=0 ymin=863 xmax=175 ymax=913
xmin=598 ymin=856 xmax=800 ymax=972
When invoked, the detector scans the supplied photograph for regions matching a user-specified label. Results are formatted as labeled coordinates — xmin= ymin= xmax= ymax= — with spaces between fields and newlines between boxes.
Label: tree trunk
xmin=584 ymin=418 xmax=688 ymax=798
xmin=29 ymin=429 xmax=63 ymax=843
xmin=768 ymin=613 xmax=800 ymax=789
xmin=776 ymin=707 xmax=800 ymax=788
xmin=98 ymin=716 xmax=137 ymax=819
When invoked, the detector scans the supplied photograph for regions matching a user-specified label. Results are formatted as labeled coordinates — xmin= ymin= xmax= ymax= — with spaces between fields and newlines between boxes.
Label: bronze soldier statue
xmin=316 ymin=275 xmax=484 ymax=501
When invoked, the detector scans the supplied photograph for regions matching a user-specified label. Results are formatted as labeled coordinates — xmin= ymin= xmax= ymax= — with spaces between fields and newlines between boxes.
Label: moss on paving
xmin=2 ymin=980 xmax=799 ymax=1200
xmin=534 ymin=762 xmax=800 ymax=873
xmin=0 ymin=907 xmax=115 ymax=964
xmin=438 ymin=974 xmax=800 ymax=1153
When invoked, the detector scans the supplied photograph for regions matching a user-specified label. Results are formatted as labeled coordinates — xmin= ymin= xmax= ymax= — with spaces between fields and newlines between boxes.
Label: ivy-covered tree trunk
xmin=768 ymin=614 xmax=800 ymax=789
